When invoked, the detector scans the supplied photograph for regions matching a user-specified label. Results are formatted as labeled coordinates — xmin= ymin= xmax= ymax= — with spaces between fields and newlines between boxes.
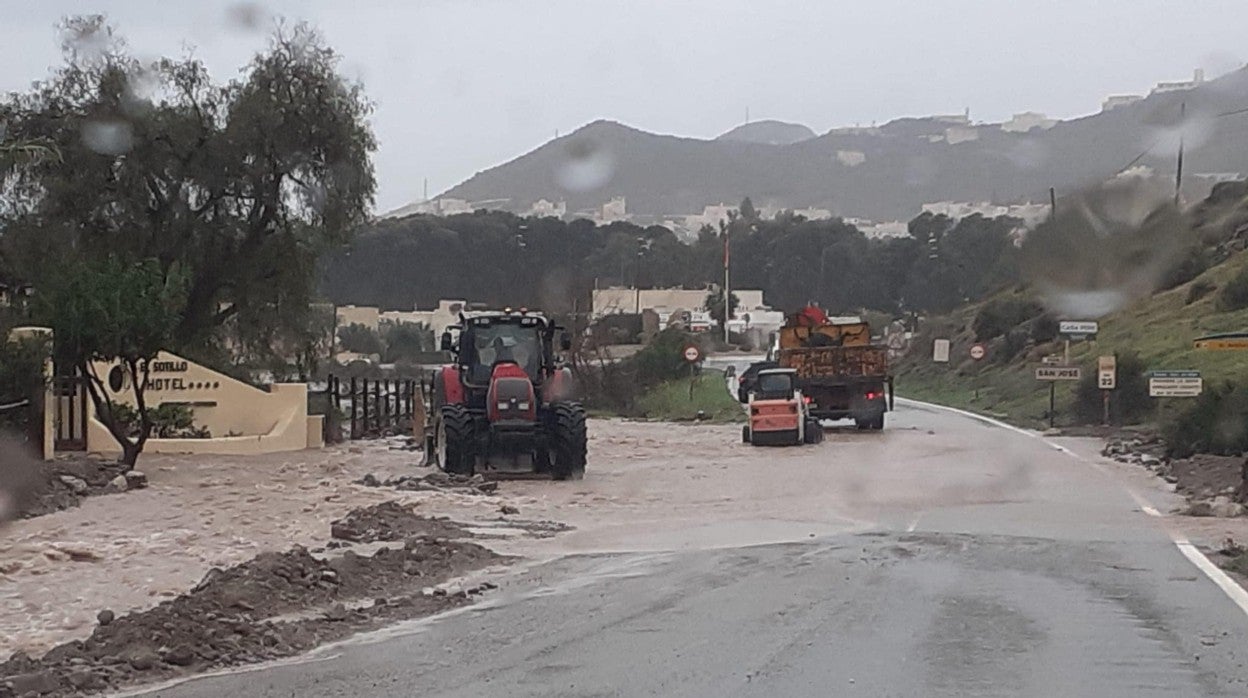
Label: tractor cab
xmin=429 ymin=309 xmax=585 ymax=479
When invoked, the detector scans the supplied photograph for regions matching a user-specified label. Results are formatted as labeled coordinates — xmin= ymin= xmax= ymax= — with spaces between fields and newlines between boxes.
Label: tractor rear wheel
xmin=436 ymin=404 xmax=475 ymax=476
xmin=550 ymin=402 xmax=587 ymax=481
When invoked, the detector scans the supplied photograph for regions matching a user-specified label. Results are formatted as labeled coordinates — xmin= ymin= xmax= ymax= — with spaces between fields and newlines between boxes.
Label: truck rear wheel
xmin=550 ymin=402 xmax=587 ymax=480
xmin=436 ymin=404 xmax=475 ymax=476
xmin=803 ymin=418 xmax=824 ymax=444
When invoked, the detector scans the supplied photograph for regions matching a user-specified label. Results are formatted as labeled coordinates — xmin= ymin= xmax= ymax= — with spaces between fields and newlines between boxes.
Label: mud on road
xmin=0 ymin=503 xmax=504 ymax=698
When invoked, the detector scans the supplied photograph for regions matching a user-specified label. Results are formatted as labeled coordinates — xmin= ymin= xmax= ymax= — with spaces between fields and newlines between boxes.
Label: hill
xmin=898 ymin=246 xmax=1248 ymax=430
xmin=438 ymin=68 xmax=1248 ymax=221
xmin=716 ymin=120 xmax=816 ymax=145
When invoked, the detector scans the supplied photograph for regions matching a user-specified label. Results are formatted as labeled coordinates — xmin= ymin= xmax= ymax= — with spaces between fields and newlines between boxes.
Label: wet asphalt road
xmin=148 ymin=402 xmax=1248 ymax=697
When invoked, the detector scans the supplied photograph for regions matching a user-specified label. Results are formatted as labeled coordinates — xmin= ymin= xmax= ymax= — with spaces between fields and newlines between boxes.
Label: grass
xmin=897 ymin=250 xmax=1248 ymax=430
xmin=634 ymin=369 xmax=745 ymax=423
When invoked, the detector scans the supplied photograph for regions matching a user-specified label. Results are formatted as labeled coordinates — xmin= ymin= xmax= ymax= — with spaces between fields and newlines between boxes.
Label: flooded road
xmin=148 ymin=401 xmax=1248 ymax=697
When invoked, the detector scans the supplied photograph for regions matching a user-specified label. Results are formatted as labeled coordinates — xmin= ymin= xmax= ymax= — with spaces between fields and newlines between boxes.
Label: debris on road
xmin=329 ymin=501 xmax=471 ymax=543
xmin=0 ymin=507 xmax=504 ymax=698
xmin=356 ymin=471 xmax=499 ymax=495
xmin=1103 ymin=436 xmax=1245 ymax=517
xmin=17 ymin=456 xmax=132 ymax=519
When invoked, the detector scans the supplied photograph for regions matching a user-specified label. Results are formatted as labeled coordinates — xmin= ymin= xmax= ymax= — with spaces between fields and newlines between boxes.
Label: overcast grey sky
xmin=3 ymin=0 xmax=1245 ymax=212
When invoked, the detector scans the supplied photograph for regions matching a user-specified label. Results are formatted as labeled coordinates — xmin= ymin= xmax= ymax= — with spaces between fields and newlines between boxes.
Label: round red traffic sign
xmin=970 ymin=343 xmax=986 ymax=361
xmin=682 ymin=344 xmax=702 ymax=363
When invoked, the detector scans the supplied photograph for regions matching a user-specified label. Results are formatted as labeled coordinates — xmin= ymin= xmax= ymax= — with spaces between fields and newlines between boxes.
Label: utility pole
xmin=1049 ymin=187 xmax=1057 ymax=221
xmin=723 ymin=227 xmax=731 ymax=343
xmin=1175 ymin=101 xmax=1186 ymax=207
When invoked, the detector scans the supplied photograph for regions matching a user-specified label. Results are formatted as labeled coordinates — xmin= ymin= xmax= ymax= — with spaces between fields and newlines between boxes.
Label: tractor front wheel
xmin=550 ymin=402 xmax=587 ymax=481
xmin=436 ymin=404 xmax=476 ymax=476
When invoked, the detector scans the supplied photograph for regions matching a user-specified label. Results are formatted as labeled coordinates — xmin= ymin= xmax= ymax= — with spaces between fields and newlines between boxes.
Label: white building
xmin=944 ymin=126 xmax=979 ymax=144
xmin=591 ymin=287 xmax=765 ymax=321
xmin=1151 ymin=68 xmax=1205 ymax=95
xmin=836 ymin=149 xmax=866 ymax=167
xmin=921 ymin=201 xmax=1048 ymax=226
xmin=1001 ymin=111 xmax=1057 ymax=133
xmin=685 ymin=203 xmax=738 ymax=232
xmin=527 ymin=198 xmax=567 ymax=218
xmin=1102 ymin=94 xmax=1144 ymax=112
xmin=788 ymin=207 xmax=833 ymax=220
xmin=859 ymin=221 xmax=910 ymax=239
xmin=599 ymin=196 xmax=627 ymax=223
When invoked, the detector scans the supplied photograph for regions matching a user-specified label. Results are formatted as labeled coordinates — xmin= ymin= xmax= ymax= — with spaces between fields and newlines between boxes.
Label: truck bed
xmin=779 ymin=345 xmax=888 ymax=379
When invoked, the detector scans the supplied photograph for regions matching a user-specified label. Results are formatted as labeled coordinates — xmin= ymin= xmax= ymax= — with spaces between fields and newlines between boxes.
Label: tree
xmin=382 ymin=321 xmax=434 ymax=363
xmin=37 ymin=258 xmax=187 ymax=466
xmin=739 ymin=197 xmax=758 ymax=221
xmin=1 ymin=16 xmax=375 ymax=364
xmin=705 ymin=288 xmax=740 ymax=329
xmin=337 ymin=323 xmax=383 ymax=356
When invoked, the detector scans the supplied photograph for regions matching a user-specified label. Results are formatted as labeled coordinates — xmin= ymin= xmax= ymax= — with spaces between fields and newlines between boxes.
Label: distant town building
xmin=1151 ymin=68 xmax=1205 ymax=95
xmin=599 ymin=196 xmax=627 ymax=223
xmin=788 ymin=207 xmax=833 ymax=221
xmin=1101 ymin=94 xmax=1144 ymax=112
xmin=527 ymin=198 xmax=567 ymax=219
xmin=943 ymin=126 xmax=979 ymax=144
xmin=1001 ymin=111 xmax=1057 ymax=133
xmin=859 ymin=221 xmax=910 ymax=239
xmin=591 ymin=287 xmax=765 ymax=322
xmin=933 ymin=109 xmax=971 ymax=125
xmin=921 ymin=201 xmax=1048 ymax=227
xmin=836 ymin=149 xmax=866 ymax=167
xmin=337 ymin=300 xmax=466 ymax=339
xmin=684 ymin=203 xmax=737 ymax=232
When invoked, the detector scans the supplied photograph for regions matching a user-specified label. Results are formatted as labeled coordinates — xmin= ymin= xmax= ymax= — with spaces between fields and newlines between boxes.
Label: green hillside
xmin=898 ymin=249 xmax=1248 ymax=429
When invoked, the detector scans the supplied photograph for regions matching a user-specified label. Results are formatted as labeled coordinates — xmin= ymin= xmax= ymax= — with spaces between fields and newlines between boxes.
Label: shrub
xmin=1159 ymin=245 xmax=1214 ymax=291
xmin=1164 ymin=381 xmax=1248 ymax=458
xmin=996 ymin=327 xmax=1030 ymax=363
xmin=1217 ymin=266 xmax=1248 ymax=312
xmin=1029 ymin=314 xmax=1059 ymax=343
xmin=1073 ymin=350 xmax=1150 ymax=425
xmin=111 ymin=403 xmax=209 ymax=439
xmin=337 ymin=323 xmax=384 ymax=355
xmin=1185 ymin=279 xmax=1216 ymax=305
xmin=973 ymin=297 xmax=1043 ymax=342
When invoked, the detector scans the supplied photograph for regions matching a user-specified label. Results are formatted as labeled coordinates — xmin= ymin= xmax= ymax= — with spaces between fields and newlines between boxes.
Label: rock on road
xmin=144 ymin=402 xmax=1248 ymax=697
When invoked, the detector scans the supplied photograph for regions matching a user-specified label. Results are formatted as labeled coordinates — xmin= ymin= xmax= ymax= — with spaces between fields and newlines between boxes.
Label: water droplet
xmin=555 ymin=138 xmax=614 ymax=192
xmin=1022 ymin=178 xmax=1184 ymax=318
xmin=226 ymin=2 xmax=266 ymax=32
xmin=82 ymin=120 xmax=135 ymax=156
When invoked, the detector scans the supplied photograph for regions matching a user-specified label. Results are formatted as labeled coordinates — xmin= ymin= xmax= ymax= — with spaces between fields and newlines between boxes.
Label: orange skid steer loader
xmin=741 ymin=368 xmax=824 ymax=446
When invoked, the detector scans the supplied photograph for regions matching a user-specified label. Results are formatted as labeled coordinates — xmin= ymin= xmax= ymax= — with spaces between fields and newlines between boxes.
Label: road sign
xmin=1194 ymin=332 xmax=1248 ymax=350
xmin=1036 ymin=366 xmax=1081 ymax=381
xmin=682 ymin=344 xmax=702 ymax=363
xmin=1041 ymin=354 xmax=1064 ymax=365
xmin=1149 ymin=370 xmax=1202 ymax=397
xmin=969 ymin=343 xmax=986 ymax=361
xmin=932 ymin=338 xmax=950 ymax=363
xmin=1097 ymin=355 xmax=1116 ymax=389
xmin=1060 ymin=321 xmax=1099 ymax=337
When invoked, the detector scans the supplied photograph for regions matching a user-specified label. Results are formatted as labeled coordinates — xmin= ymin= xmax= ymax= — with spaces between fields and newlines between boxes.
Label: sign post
xmin=1035 ymin=366 xmax=1081 ymax=429
xmin=1097 ymin=355 xmax=1116 ymax=425
xmin=1059 ymin=321 xmax=1098 ymax=365
xmin=682 ymin=344 xmax=702 ymax=399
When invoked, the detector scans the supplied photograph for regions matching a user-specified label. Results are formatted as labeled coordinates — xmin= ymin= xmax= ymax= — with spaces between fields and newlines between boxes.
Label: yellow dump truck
xmin=766 ymin=315 xmax=893 ymax=429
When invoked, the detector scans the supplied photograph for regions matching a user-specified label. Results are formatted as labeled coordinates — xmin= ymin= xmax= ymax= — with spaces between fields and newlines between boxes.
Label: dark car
xmin=736 ymin=360 xmax=779 ymax=403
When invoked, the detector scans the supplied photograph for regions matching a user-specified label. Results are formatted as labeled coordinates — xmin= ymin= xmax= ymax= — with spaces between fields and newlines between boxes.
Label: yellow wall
xmin=86 ymin=351 xmax=317 ymax=456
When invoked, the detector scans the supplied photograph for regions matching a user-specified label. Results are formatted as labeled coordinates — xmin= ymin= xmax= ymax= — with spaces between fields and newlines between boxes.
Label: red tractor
xmin=425 ymin=309 xmax=587 ymax=480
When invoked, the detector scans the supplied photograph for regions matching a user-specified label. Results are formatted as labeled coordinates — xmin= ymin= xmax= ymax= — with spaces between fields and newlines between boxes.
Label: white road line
xmin=898 ymin=396 xmax=1248 ymax=617
xmin=1174 ymin=538 xmax=1248 ymax=617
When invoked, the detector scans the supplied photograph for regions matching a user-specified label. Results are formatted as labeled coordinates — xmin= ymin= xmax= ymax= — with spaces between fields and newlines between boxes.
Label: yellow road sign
xmin=1194 ymin=337 xmax=1248 ymax=350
